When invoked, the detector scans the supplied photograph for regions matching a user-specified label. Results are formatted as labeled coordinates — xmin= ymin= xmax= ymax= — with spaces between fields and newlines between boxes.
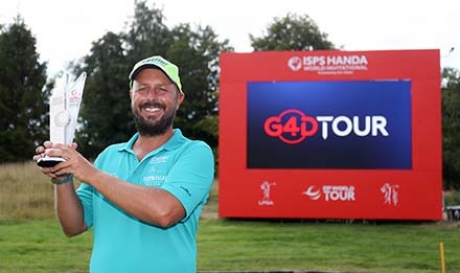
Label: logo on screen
xmin=247 ymin=80 xmax=412 ymax=169
xmin=264 ymin=109 xmax=389 ymax=144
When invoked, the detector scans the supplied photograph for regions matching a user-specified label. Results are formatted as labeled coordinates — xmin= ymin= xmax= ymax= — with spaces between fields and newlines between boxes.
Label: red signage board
xmin=218 ymin=50 xmax=442 ymax=220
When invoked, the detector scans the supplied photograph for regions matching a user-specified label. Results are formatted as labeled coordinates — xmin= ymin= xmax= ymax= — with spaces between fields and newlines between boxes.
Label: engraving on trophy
xmin=55 ymin=111 xmax=70 ymax=127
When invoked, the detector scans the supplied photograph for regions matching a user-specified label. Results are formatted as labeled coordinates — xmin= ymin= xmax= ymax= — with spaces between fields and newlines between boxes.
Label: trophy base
xmin=37 ymin=157 xmax=66 ymax=167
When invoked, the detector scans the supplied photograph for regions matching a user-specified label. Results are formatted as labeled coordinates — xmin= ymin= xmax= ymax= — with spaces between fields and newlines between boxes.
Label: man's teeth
xmin=144 ymin=106 xmax=161 ymax=112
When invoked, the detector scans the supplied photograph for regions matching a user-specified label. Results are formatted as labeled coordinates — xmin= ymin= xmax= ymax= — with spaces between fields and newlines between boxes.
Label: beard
xmin=132 ymin=102 xmax=176 ymax=137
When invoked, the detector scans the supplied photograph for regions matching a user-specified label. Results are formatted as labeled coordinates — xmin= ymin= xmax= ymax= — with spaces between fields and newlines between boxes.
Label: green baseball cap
xmin=129 ymin=55 xmax=183 ymax=93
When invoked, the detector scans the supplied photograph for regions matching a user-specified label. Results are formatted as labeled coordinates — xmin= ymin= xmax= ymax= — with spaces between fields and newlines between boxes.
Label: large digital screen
xmin=247 ymin=80 xmax=412 ymax=169
xmin=219 ymin=50 xmax=442 ymax=220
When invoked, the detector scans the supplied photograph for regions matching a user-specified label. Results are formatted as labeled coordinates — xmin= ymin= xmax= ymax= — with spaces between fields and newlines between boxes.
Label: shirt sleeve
xmin=76 ymin=182 xmax=95 ymax=228
xmin=161 ymin=141 xmax=215 ymax=221
xmin=75 ymin=149 xmax=109 ymax=229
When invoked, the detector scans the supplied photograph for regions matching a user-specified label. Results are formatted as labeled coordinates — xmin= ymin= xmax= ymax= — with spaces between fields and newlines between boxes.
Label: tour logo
xmin=247 ymin=80 xmax=412 ymax=169
xmin=302 ymin=185 xmax=356 ymax=202
xmin=264 ymin=109 xmax=317 ymax=144
xmin=264 ymin=109 xmax=388 ymax=144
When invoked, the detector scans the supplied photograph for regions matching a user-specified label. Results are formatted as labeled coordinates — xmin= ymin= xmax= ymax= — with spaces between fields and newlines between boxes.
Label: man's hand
xmin=33 ymin=141 xmax=95 ymax=183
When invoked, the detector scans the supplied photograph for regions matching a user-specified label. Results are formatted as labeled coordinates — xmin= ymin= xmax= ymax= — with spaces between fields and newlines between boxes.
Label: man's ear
xmin=177 ymin=93 xmax=185 ymax=110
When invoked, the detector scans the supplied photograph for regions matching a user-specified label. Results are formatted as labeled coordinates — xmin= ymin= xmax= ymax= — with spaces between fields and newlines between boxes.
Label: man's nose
xmin=144 ymin=87 xmax=160 ymax=98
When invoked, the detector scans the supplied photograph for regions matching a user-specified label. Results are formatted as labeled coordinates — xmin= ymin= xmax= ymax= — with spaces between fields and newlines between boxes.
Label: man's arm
xmin=34 ymin=142 xmax=87 ymax=237
xmin=42 ymin=141 xmax=213 ymax=228
xmin=43 ymin=142 xmax=186 ymax=228
xmin=54 ymin=181 xmax=87 ymax=236
xmin=85 ymin=171 xmax=185 ymax=228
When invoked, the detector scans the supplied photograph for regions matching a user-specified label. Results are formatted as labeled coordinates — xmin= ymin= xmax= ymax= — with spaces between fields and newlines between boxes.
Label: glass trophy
xmin=37 ymin=72 xmax=87 ymax=167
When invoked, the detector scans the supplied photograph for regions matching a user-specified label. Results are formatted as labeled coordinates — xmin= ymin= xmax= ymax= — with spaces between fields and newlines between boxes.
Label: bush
xmin=444 ymin=191 xmax=460 ymax=206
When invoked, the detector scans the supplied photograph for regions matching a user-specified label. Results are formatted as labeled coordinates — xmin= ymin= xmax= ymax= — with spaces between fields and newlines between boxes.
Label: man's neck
xmin=133 ymin=129 xmax=174 ymax=161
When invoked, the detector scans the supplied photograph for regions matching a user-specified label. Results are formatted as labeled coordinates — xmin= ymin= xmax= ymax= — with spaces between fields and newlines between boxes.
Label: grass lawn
xmin=2 ymin=162 xmax=460 ymax=273
xmin=197 ymin=218 xmax=460 ymax=273
xmin=0 ymin=219 xmax=92 ymax=273
xmin=1 ymin=218 xmax=460 ymax=273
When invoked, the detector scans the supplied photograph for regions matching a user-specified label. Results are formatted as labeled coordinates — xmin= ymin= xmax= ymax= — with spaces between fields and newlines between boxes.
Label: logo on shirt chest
xmin=149 ymin=156 xmax=168 ymax=164
xmin=141 ymin=156 xmax=170 ymax=186
xmin=143 ymin=175 xmax=166 ymax=186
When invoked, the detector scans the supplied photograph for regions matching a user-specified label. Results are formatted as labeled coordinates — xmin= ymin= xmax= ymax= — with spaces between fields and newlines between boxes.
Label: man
xmin=33 ymin=56 xmax=215 ymax=273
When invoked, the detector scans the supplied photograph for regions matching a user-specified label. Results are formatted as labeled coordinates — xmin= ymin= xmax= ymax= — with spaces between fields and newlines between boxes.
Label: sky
xmin=0 ymin=0 xmax=458 ymax=77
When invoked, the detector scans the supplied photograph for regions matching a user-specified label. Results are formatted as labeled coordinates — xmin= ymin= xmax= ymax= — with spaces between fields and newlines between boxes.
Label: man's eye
xmin=158 ymin=86 xmax=168 ymax=92
xmin=137 ymin=87 xmax=147 ymax=93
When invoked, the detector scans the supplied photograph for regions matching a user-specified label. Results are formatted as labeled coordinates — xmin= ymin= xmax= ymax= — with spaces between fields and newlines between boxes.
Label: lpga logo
xmin=258 ymin=181 xmax=276 ymax=206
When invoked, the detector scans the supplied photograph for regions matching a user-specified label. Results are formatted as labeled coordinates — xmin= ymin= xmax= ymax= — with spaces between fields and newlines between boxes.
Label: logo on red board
xmin=287 ymin=55 xmax=368 ymax=75
xmin=302 ymin=185 xmax=356 ymax=202
xmin=302 ymin=186 xmax=321 ymax=200
xmin=380 ymin=183 xmax=399 ymax=206
xmin=258 ymin=181 xmax=276 ymax=206
xmin=288 ymin=57 xmax=303 ymax=71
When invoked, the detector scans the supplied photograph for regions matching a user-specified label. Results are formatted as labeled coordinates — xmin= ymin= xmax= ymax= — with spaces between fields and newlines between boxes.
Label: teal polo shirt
xmin=76 ymin=129 xmax=214 ymax=273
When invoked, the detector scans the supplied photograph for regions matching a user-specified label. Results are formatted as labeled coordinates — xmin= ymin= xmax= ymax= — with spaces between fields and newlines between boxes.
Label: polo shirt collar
xmin=119 ymin=128 xmax=186 ymax=153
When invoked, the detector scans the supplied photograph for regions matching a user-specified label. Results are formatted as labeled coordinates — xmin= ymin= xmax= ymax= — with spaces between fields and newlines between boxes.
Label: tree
xmin=168 ymin=23 xmax=231 ymax=147
xmin=74 ymin=0 xmax=231 ymax=159
xmin=75 ymin=32 xmax=130 ymax=159
xmin=122 ymin=0 xmax=172 ymax=70
xmin=0 ymin=16 xmax=48 ymax=162
xmin=250 ymin=13 xmax=335 ymax=51
xmin=442 ymin=67 xmax=460 ymax=189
